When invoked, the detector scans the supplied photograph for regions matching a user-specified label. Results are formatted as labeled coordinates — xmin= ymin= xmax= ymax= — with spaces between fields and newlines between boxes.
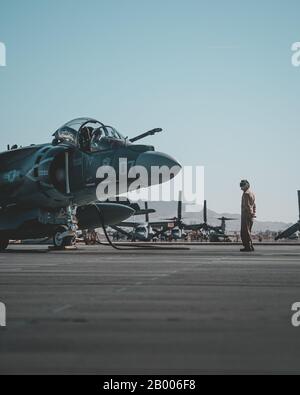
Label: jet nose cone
xmin=135 ymin=151 xmax=181 ymax=187
xmin=136 ymin=151 xmax=181 ymax=172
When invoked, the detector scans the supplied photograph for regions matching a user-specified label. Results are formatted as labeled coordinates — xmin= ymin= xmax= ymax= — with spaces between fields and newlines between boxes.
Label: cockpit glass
xmin=89 ymin=126 xmax=126 ymax=152
xmin=136 ymin=226 xmax=146 ymax=232
xmin=54 ymin=118 xmax=98 ymax=146
xmin=90 ymin=127 xmax=110 ymax=152
xmin=54 ymin=118 xmax=125 ymax=151
xmin=62 ymin=120 xmax=85 ymax=133
xmin=105 ymin=126 xmax=125 ymax=140
xmin=55 ymin=127 xmax=77 ymax=145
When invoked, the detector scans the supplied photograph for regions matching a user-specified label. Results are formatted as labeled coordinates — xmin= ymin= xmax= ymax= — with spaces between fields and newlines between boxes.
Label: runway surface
xmin=1 ymin=244 xmax=300 ymax=374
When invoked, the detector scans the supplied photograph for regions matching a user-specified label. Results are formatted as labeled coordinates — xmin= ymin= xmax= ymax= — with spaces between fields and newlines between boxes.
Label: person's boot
xmin=240 ymin=248 xmax=252 ymax=252
xmin=240 ymin=244 xmax=252 ymax=252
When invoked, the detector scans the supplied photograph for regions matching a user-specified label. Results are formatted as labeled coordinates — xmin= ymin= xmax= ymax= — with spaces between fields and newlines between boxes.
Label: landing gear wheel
xmin=62 ymin=236 xmax=76 ymax=247
xmin=0 ymin=239 xmax=9 ymax=252
xmin=53 ymin=227 xmax=76 ymax=248
xmin=84 ymin=230 xmax=98 ymax=245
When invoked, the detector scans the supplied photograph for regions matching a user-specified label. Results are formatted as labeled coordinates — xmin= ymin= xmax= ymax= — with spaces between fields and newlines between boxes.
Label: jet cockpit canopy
xmin=53 ymin=118 xmax=126 ymax=152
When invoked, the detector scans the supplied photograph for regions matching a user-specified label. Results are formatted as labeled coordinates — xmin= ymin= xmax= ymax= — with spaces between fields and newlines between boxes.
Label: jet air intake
xmin=8 ymin=145 xmax=76 ymax=209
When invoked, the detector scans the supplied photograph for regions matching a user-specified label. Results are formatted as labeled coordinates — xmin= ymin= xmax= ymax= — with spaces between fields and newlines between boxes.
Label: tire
xmin=84 ymin=230 xmax=97 ymax=245
xmin=0 ymin=239 xmax=9 ymax=252
xmin=62 ymin=236 xmax=76 ymax=247
xmin=53 ymin=227 xmax=76 ymax=248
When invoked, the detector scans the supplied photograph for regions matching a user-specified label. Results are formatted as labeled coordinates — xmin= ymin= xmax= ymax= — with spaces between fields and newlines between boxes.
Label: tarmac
xmin=0 ymin=244 xmax=300 ymax=375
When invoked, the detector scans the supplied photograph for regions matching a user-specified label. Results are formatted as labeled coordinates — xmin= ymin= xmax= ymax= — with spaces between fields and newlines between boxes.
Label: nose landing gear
xmin=52 ymin=151 xmax=78 ymax=249
xmin=53 ymin=204 xmax=78 ymax=249
xmin=0 ymin=239 xmax=9 ymax=252
xmin=53 ymin=226 xmax=76 ymax=248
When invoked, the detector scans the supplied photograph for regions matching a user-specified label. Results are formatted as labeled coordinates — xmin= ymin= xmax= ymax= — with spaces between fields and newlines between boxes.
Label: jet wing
xmin=0 ymin=145 xmax=45 ymax=168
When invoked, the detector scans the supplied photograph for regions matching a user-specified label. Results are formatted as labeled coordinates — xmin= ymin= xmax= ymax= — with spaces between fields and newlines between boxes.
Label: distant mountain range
xmin=136 ymin=201 xmax=291 ymax=233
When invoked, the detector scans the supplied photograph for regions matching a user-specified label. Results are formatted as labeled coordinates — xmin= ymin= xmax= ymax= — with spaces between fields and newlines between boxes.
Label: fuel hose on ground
xmin=93 ymin=204 xmax=190 ymax=251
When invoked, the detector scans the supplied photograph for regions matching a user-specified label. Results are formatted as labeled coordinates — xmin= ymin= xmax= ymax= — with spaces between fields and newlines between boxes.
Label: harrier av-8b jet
xmin=0 ymin=118 xmax=181 ymax=251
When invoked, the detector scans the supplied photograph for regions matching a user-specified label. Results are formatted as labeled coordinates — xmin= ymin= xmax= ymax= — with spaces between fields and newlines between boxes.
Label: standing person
xmin=240 ymin=180 xmax=256 ymax=252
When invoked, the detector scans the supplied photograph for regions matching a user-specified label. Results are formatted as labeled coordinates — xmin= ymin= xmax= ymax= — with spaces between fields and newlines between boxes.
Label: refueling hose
xmin=93 ymin=204 xmax=190 ymax=251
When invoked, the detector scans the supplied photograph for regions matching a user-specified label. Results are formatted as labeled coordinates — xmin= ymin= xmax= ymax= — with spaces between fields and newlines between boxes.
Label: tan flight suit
xmin=241 ymin=189 xmax=256 ymax=249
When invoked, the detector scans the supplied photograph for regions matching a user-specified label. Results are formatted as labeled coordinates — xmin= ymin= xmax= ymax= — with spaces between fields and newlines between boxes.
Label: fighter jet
xmin=0 ymin=118 xmax=181 ymax=251
xmin=275 ymin=191 xmax=300 ymax=241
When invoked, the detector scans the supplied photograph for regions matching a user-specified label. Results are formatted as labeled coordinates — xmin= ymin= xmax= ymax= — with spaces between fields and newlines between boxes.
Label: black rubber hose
xmin=93 ymin=204 xmax=190 ymax=251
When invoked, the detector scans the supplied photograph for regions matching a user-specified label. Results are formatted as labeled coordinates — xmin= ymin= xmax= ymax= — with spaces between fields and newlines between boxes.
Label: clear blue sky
xmin=0 ymin=0 xmax=299 ymax=222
